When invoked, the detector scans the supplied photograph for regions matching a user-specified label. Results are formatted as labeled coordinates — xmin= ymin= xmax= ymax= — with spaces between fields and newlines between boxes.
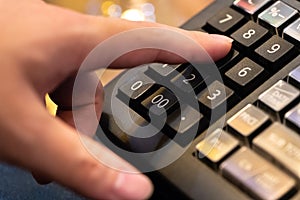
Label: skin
xmin=0 ymin=0 xmax=232 ymax=199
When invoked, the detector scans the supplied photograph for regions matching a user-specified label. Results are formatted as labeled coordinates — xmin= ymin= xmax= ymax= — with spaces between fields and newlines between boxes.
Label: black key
xmin=227 ymin=104 xmax=270 ymax=146
xmin=141 ymin=87 xmax=178 ymax=117
xmin=258 ymin=1 xmax=297 ymax=34
xmin=221 ymin=147 xmax=296 ymax=200
xmin=118 ymin=73 xmax=155 ymax=103
xmin=233 ymin=0 xmax=271 ymax=16
xmin=231 ymin=21 xmax=269 ymax=50
xmin=206 ymin=8 xmax=245 ymax=34
xmin=161 ymin=105 xmax=207 ymax=146
xmin=215 ymin=49 xmax=240 ymax=71
xmin=167 ymin=105 xmax=203 ymax=135
xmin=171 ymin=65 xmax=206 ymax=94
xmin=196 ymin=128 xmax=239 ymax=170
xmin=198 ymin=81 xmax=234 ymax=116
xmin=258 ymin=80 xmax=300 ymax=121
xmin=288 ymin=65 xmax=300 ymax=89
xmin=284 ymin=18 xmax=300 ymax=46
xmin=145 ymin=63 xmax=183 ymax=81
xmin=225 ymin=58 xmax=264 ymax=94
xmin=255 ymin=35 xmax=294 ymax=70
xmin=285 ymin=103 xmax=300 ymax=133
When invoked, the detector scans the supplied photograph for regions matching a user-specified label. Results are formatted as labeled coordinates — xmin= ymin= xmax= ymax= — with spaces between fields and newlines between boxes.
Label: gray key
xmin=288 ymin=65 xmax=300 ymax=89
xmin=258 ymin=80 xmax=299 ymax=121
xmin=258 ymin=1 xmax=297 ymax=34
xmin=196 ymin=129 xmax=239 ymax=169
xmin=284 ymin=18 xmax=300 ymax=44
xmin=147 ymin=63 xmax=182 ymax=78
xmin=221 ymin=147 xmax=296 ymax=200
xmin=253 ymin=122 xmax=300 ymax=180
xmin=285 ymin=103 xmax=300 ymax=132
xmin=227 ymin=104 xmax=270 ymax=145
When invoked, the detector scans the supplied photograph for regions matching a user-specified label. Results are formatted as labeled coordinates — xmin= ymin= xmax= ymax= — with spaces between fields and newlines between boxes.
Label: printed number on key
xmin=267 ymin=44 xmax=281 ymax=54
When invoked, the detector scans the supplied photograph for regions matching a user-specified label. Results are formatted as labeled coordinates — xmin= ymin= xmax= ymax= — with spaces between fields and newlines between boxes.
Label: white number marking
xmin=130 ymin=81 xmax=143 ymax=91
xmin=243 ymin=29 xmax=256 ymax=39
xmin=219 ymin=14 xmax=233 ymax=24
xmin=183 ymin=74 xmax=196 ymax=85
xmin=267 ymin=44 xmax=281 ymax=54
xmin=207 ymin=90 xmax=221 ymax=100
xmin=151 ymin=94 xmax=170 ymax=108
xmin=238 ymin=67 xmax=252 ymax=77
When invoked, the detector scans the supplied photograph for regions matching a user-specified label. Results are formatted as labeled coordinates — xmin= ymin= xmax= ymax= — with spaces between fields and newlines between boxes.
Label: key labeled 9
xmin=267 ymin=44 xmax=280 ymax=54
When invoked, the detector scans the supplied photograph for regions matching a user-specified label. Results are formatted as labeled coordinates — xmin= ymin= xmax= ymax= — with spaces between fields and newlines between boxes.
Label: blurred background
xmin=46 ymin=0 xmax=212 ymax=27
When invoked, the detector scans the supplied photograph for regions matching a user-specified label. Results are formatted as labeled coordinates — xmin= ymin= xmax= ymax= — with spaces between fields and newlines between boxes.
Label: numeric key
xmin=198 ymin=81 xmax=235 ymax=117
xmin=231 ymin=21 xmax=269 ymax=50
xmin=171 ymin=65 xmax=206 ymax=94
xmin=225 ymin=58 xmax=265 ymax=95
xmin=118 ymin=73 xmax=155 ymax=104
xmin=255 ymin=35 xmax=294 ymax=70
xmin=207 ymin=8 xmax=245 ymax=34
xmin=145 ymin=63 xmax=183 ymax=81
xmin=141 ymin=87 xmax=178 ymax=117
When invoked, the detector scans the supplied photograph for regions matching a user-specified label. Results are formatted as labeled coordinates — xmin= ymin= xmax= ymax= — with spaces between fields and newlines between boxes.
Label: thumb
xmin=1 ymin=90 xmax=152 ymax=200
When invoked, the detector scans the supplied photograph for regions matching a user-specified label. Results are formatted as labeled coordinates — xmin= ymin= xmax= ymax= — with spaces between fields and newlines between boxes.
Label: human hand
xmin=0 ymin=0 xmax=232 ymax=199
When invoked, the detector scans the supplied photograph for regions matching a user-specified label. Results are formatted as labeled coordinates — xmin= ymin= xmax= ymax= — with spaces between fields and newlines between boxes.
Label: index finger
xmin=42 ymin=3 xmax=232 ymax=74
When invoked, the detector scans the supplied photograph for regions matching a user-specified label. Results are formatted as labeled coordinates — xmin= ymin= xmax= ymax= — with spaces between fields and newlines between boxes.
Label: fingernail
xmin=210 ymin=34 xmax=233 ymax=43
xmin=114 ymin=173 xmax=153 ymax=200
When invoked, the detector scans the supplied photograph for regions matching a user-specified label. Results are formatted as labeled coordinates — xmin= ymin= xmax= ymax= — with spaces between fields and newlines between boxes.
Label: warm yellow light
xmin=121 ymin=9 xmax=145 ymax=21
xmin=101 ymin=1 xmax=114 ymax=15
xmin=45 ymin=94 xmax=57 ymax=116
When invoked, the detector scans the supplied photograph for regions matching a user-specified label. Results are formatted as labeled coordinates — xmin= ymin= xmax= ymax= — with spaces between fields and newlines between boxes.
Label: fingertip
xmin=207 ymin=34 xmax=233 ymax=61
xmin=113 ymin=173 xmax=153 ymax=200
xmin=210 ymin=34 xmax=234 ymax=43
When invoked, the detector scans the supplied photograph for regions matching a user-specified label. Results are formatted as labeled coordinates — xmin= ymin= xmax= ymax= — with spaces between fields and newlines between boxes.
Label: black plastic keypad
xmin=107 ymin=1 xmax=300 ymax=199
